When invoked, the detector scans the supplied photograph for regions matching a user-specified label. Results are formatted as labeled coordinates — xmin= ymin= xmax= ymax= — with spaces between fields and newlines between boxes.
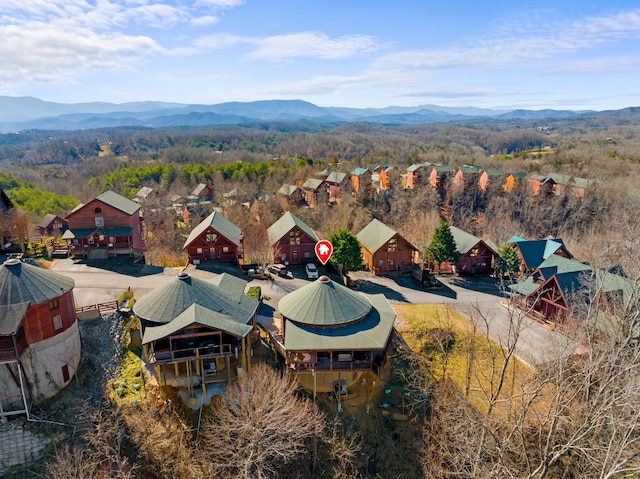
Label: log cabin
xmin=357 ymin=219 xmax=417 ymax=275
xmin=63 ymin=190 xmax=143 ymax=260
xmin=267 ymin=212 xmax=319 ymax=266
xmin=183 ymin=211 xmax=241 ymax=265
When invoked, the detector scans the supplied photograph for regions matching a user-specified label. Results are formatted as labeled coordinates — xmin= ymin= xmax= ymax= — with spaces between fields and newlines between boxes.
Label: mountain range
xmin=0 ymin=96 xmax=619 ymax=131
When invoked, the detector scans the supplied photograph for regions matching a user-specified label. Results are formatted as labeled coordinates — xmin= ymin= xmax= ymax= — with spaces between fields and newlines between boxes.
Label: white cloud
xmin=0 ymin=0 xmax=244 ymax=83
xmin=192 ymin=15 xmax=220 ymax=26
xmin=374 ymin=8 xmax=640 ymax=72
xmin=249 ymin=32 xmax=378 ymax=60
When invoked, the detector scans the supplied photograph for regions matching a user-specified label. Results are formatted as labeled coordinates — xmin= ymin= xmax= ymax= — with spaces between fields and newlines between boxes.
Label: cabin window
xmin=223 ymin=246 xmax=229 ymax=253
xmin=94 ymin=207 xmax=102 ymax=213
xmin=388 ymin=238 xmax=397 ymax=252
xmin=95 ymin=217 xmax=104 ymax=227
xmin=62 ymin=364 xmax=70 ymax=382
xmin=304 ymin=252 xmax=310 ymax=258
xmin=470 ymin=247 xmax=479 ymax=257
xmin=206 ymin=233 xmax=217 ymax=243
xmin=109 ymin=237 xmax=115 ymax=243
xmin=289 ymin=229 xmax=301 ymax=245
xmin=99 ymin=234 xmax=104 ymax=241
xmin=49 ymin=298 xmax=60 ymax=310
xmin=196 ymin=248 xmax=203 ymax=254
xmin=53 ymin=314 xmax=63 ymax=331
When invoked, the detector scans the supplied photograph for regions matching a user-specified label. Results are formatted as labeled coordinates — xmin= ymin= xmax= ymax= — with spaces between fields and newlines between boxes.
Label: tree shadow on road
xmin=446 ymin=276 xmax=508 ymax=298
xmin=81 ymin=258 xmax=165 ymax=277
xmin=390 ymin=274 xmax=458 ymax=299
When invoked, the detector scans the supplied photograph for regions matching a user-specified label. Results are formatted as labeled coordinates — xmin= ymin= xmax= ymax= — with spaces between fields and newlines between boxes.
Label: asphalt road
xmin=50 ymin=258 xmax=569 ymax=367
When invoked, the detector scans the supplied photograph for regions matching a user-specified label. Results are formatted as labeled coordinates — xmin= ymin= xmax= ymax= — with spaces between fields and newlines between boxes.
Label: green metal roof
xmin=141 ymin=303 xmax=253 ymax=344
xmin=514 ymin=238 xmax=570 ymax=270
xmin=0 ymin=302 xmax=29 ymax=335
xmin=350 ymin=168 xmax=369 ymax=176
xmin=483 ymin=169 xmax=504 ymax=176
xmin=267 ymin=212 xmax=318 ymax=246
xmin=283 ymin=293 xmax=395 ymax=351
xmin=37 ymin=213 xmax=60 ymax=229
xmin=572 ymin=177 xmax=597 ymax=189
xmin=183 ymin=210 xmax=241 ymax=248
xmin=222 ymin=187 xmax=247 ymax=198
xmin=278 ymin=276 xmax=372 ymax=326
xmin=0 ymin=259 xmax=74 ymax=306
xmin=543 ymin=173 xmax=572 ymax=185
xmin=134 ymin=272 xmax=258 ymax=326
xmin=537 ymin=255 xmax=590 ymax=279
xmin=302 ymin=178 xmax=324 ymax=190
xmin=278 ymin=184 xmax=300 ymax=196
xmin=406 ymin=163 xmax=428 ymax=172
xmin=357 ymin=218 xmax=415 ymax=255
xmin=458 ymin=165 xmax=482 ymax=174
xmin=449 ymin=226 xmax=483 ymax=255
xmin=508 ymin=277 xmax=540 ymax=296
xmin=62 ymin=227 xmax=133 ymax=240
xmin=326 ymin=172 xmax=347 ymax=183
xmin=95 ymin=190 xmax=140 ymax=216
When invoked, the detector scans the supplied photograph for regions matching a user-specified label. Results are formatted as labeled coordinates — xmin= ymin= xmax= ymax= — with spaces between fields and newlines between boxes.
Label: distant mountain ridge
xmin=0 ymin=95 xmax=613 ymax=131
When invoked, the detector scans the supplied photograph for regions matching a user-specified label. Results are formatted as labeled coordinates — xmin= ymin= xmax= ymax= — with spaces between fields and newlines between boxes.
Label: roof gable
xmin=302 ymin=178 xmax=324 ymax=190
xmin=95 ymin=190 xmax=140 ymax=216
xmin=183 ymin=210 xmax=241 ymax=248
xmin=448 ymin=225 xmax=484 ymax=255
xmin=267 ymin=212 xmax=318 ymax=246
xmin=357 ymin=219 xmax=415 ymax=254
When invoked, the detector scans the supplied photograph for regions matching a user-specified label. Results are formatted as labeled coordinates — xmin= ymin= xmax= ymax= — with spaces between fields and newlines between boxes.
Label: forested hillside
xmin=2 ymin=117 xmax=640 ymax=263
xmin=4 ymin=117 xmax=640 ymax=478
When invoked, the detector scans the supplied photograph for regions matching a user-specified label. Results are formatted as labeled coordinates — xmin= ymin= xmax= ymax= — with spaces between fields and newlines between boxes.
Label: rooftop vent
xmin=3 ymin=258 xmax=21 ymax=267
xmin=177 ymin=271 xmax=190 ymax=280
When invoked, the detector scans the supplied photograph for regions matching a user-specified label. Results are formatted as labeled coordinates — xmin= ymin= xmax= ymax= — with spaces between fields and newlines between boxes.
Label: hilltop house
xmin=134 ymin=271 xmax=259 ymax=399
xmin=429 ymin=164 xmax=454 ymax=192
xmin=271 ymin=275 xmax=396 ymax=394
xmin=301 ymin=178 xmax=328 ymax=207
xmin=267 ymin=212 xmax=319 ymax=266
xmin=503 ymin=172 xmax=527 ymax=192
xmin=277 ymin=184 xmax=305 ymax=208
xmin=478 ymin=169 xmax=505 ymax=191
xmin=183 ymin=211 xmax=241 ymax=265
xmin=509 ymin=255 xmax=629 ymax=329
xmin=508 ymin=236 xmax=573 ymax=274
xmin=0 ymin=258 xmax=80 ymax=418
xmin=350 ymin=168 xmax=374 ymax=200
xmin=406 ymin=163 xmax=431 ymax=189
xmin=357 ymin=219 xmax=417 ymax=275
xmin=36 ymin=214 xmax=68 ymax=236
xmin=326 ymin=172 xmax=350 ymax=202
xmin=429 ymin=226 xmax=497 ymax=276
xmin=452 ymin=165 xmax=482 ymax=189
xmin=63 ymin=190 xmax=143 ymax=260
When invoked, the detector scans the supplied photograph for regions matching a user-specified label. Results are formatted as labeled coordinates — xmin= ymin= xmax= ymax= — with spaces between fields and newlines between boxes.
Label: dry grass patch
xmin=394 ymin=303 xmax=551 ymax=419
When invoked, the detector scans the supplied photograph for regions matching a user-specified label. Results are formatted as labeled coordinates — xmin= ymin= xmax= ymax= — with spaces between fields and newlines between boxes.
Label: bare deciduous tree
xmin=200 ymin=363 xmax=326 ymax=479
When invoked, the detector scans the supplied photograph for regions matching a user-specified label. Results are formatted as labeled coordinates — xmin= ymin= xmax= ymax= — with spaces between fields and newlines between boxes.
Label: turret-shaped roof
xmin=134 ymin=271 xmax=258 ymax=327
xmin=0 ymin=258 xmax=74 ymax=306
xmin=278 ymin=276 xmax=372 ymax=327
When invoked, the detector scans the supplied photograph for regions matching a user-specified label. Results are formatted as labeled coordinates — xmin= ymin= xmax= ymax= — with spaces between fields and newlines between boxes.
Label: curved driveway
xmin=51 ymin=259 xmax=570 ymax=367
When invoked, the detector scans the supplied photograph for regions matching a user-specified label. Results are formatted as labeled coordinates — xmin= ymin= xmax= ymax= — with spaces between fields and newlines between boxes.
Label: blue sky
xmin=1 ymin=0 xmax=640 ymax=110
